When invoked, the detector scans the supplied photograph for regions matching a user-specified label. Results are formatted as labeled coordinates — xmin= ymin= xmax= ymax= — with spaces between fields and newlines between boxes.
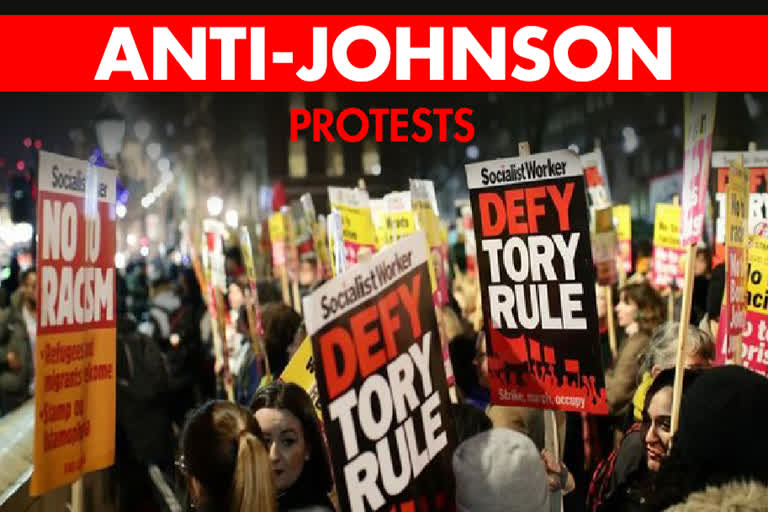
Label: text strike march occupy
xmin=465 ymin=149 xmax=608 ymax=414
xmin=32 ymin=151 xmax=117 ymax=495
xmin=303 ymin=233 xmax=456 ymax=512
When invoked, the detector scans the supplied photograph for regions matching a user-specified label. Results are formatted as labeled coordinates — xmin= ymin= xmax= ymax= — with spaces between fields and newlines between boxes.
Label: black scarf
xmin=277 ymin=467 xmax=333 ymax=511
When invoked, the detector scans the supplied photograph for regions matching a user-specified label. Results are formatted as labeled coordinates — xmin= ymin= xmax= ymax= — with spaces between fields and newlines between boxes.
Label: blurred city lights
xmin=116 ymin=203 xmax=127 ymax=218
xmin=622 ymin=126 xmax=638 ymax=153
xmin=465 ymin=145 xmax=479 ymax=161
xmin=34 ymin=139 xmax=43 ymax=150
xmin=140 ymin=246 xmax=149 ymax=257
xmin=146 ymin=142 xmax=162 ymax=161
xmin=134 ymin=120 xmax=151 ymax=142
xmin=225 ymin=209 xmax=239 ymax=228
xmin=126 ymin=233 xmax=137 ymax=247
xmin=13 ymin=223 xmax=33 ymax=244
xmin=23 ymin=137 xmax=32 ymax=148
xmin=115 ymin=252 xmax=126 ymax=269
xmin=207 ymin=196 xmax=224 ymax=216
xmin=16 ymin=160 xmax=24 ymax=171
xmin=158 ymin=158 xmax=170 ymax=173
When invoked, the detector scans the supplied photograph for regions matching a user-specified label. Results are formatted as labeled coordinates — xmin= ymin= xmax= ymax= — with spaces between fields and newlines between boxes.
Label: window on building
xmin=289 ymin=92 xmax=306 ymax=111
xmin=323 ymin=92 xmax=338 ymax=111
xmin=326 ymin=139 xmax=344 ymax=176
xmin=289 ymin=137 xmax=308 ymax=178
xmin=362 ymin=139 xmax=381 ymax=175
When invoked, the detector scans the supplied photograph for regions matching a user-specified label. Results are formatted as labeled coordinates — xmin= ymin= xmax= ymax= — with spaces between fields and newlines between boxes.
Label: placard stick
xmin=70 ymin=479 xmax=83 ymax=512
xmin=605 ymin=285 xmax=618 ymax=361
xmin=215 ymin=286 xmax=234 ymax=402
xmin=667 ymin=195 xmax=680 ymax=323
xmin=519 ymin=140 xmax=562 ymax=511
xmin=732 ymin=152 xmax=748 ymax=366
xmin=670 ymin=243 xmax=697 ymax=437
xmin=618 ymin=261 xmax=627 ymax=289
xmin=244 ymin=290 xmax=270 ymax=377
xmin=285 ymin=213 xmax=303 ymax=316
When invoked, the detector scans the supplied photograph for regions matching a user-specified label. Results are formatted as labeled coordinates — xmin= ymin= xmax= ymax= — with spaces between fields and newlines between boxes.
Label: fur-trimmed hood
xmin=664 ymin=481 xmax=768 ymax=511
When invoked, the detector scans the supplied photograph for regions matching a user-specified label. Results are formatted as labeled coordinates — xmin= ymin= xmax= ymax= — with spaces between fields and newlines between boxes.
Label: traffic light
xmin=9 ymin=168 xmax=34 ymax=223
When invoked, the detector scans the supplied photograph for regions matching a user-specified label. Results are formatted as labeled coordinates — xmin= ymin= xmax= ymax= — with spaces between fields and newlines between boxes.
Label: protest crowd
xmin=2 ymin=94 xmax=768 ymax=512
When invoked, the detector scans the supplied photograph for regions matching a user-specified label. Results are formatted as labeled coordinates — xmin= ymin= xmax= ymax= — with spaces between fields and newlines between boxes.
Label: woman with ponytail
xmin=178 ymin=400 xmax=276 ymax=512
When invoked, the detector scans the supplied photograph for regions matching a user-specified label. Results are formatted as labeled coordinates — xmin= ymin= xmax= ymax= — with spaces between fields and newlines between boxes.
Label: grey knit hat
xmin=452 ymin=428 xmax=551 ymax=512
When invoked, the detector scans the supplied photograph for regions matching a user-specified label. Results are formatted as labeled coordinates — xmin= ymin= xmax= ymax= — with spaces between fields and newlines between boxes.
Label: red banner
xmin=1 ymin=15 xmax=768 ymax=91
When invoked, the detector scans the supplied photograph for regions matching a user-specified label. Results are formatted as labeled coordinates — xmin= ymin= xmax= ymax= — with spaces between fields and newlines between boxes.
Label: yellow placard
xmin=32 ymin=152 xmax=117 ymax=495
xmin=32 ymin=329 xmax=116 ymax=495
xmin=654 ymin=204 xmax=682 ymax=249
xmin=331 ymin=202 xmax=377 ymax=247
xmin=269 ymin=212 xmax=285 ymax=243
xmin=726 ymin=162 xmax=749 ymax=250
xmin=613 ymin=204 xmax=632 ymax=241
xmin=279 ymin=337 xmax=321 ymax=418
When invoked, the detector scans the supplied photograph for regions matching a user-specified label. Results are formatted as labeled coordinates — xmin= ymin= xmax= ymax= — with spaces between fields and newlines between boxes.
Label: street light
xmin=94 ymin=102 xmax=126 ymax=161
xmin=207 ymin=196 xmax=224 ymax=216
xmin=225 ymin=209 xmax=239 ymax=228
xmin=134 ymin=120 xmax=151 ymax=143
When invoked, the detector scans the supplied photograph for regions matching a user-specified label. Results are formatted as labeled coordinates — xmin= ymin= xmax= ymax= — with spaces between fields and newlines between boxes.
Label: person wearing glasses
xmin=177 ymin=400 xmax=276 ymax=512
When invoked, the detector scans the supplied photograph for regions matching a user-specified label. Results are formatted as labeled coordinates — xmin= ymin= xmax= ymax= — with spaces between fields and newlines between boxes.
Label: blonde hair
xmin=232 ymin=430 xmax=275 ymax=512
xmin=181 ymin=400 xmax=276 ymax=512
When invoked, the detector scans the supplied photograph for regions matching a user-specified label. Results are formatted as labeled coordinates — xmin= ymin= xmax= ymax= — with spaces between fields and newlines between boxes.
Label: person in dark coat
xmin=0 ymin=267 xmax=36 ymax=414
xmin=587 ymin=368 xmax=701 ymax=512
xmin=114 ymin=272 xmax=174 ymax=511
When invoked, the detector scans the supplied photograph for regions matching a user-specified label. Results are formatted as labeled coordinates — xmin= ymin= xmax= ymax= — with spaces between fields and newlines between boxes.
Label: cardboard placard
xmin=725 ymin=235 xmax=768 ymax=376
xmin=465 ymin=150 xmax=608 ymax=414
xmin=613 ymin=204 xmax=632 ymax=274
xmin=711 ymin=150 xmax=768 ymax=266
xmin=680 ymin=92 xmax=717 ymax=246
xmin=328 ymin=186 xmax=378 ymax=266
xmin=32 ymin=152 xmax=117 ymax=495
xmin=652 ymin=203 xmax=685 ymax=289
xmin=303 ymin=233 xmax=456 ymax=512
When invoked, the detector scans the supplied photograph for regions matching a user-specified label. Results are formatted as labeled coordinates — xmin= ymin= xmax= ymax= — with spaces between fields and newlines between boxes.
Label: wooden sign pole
xmin=668 ymin=195 xmax=680 ymax=322
xmin=519 ymin=140 xmax=562 ymax=511
xmin=215 ymin=286 xmax=234 ymax=402
xmin=670 ymin=243 xmax=696 ymax=436
xmin=605 ymin=285 xmax=618 ymax=361
xmin=732 ymin=152 xmax=748 ymax=366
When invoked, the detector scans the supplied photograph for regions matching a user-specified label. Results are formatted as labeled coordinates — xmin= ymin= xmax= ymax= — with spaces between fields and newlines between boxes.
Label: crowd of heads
xmin=2 ymin=229 xmax=768 ymax=511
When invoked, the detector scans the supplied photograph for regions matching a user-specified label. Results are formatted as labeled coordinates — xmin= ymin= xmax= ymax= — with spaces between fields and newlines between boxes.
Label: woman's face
xmin=254 ymin=407 xmax=309 ymax=493
xmin=228 ymin=283 xmax=244 ymax=311
xmin=615 ymin=293 xmax=638 ymax=329
xmin=644 ymin=386 xmax=673 ymax=472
